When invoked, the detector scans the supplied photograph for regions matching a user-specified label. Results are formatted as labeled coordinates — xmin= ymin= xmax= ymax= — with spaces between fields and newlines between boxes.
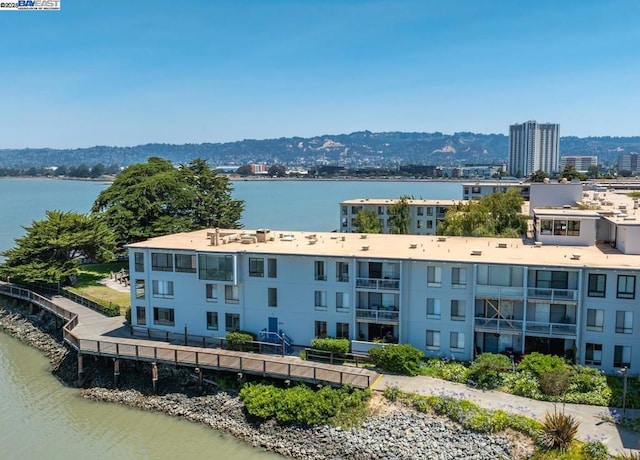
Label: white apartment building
xmin=127 ymin=225 xmax=640 ymax=374
xmin=461 ymin=182 xmax=530 ymax=201
xmin=509 ymin=121 xmax=560 ymax=177
xmin=560 ymin=156 xmax=598 ymax=173
xmin=339 ymin=198 xmax=459 ymax=235
xmin=618 ymin=153 xmax=640 ymax=173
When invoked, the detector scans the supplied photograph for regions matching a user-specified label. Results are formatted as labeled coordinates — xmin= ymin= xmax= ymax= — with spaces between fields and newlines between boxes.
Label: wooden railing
xmin=0 ymin=283 xmax=372 ymax=388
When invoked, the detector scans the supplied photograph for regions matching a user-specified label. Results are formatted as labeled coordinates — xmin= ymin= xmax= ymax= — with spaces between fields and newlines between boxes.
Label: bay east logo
xmin=0 ymin=0 xmax=60 ymax=10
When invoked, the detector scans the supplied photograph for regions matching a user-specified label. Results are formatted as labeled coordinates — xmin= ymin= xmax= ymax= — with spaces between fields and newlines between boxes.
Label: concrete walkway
xmin=372 ymin=374 xmax=640 ymax=456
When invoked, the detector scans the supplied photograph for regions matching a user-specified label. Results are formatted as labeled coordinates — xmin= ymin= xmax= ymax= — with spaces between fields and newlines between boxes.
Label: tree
xmin=236 ymin=164 xmax=252 ymax=176
xmin=559 ymin=165 xmax=587 ymax=181
xmin=586 ymin=165 xmax=600 ymax=179
xmin=530 ymin=170 xmax=549 ymax=182
xmin=0 ymin=210 xmax=116 ymax=284
xmin=387 ymin=196 xmax=412 ymax=234
xmin=91 ymin=157 xmax=244 ymax=246
xmin=268 ymin=164 xmax=286 ymax=177
xmin=90 ymin=163 xmax=106 ymax=178
xmin=437 ymin=189 xmax=527 ymax=237
xmin=353 ymin=209 xmax=381 ymax=233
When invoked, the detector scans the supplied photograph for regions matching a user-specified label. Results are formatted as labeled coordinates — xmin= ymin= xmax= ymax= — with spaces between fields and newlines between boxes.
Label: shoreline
xmin=0 ymin=304 xmax=530 ymax=459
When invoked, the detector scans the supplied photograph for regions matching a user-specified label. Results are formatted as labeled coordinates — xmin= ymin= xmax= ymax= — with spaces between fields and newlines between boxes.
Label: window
xmin=225 ymin=313 xmax=240 ymax=332
xmin=336 ymin=262 xmax=349 ymax=282
xmin=249 ymin=258 xmax=264 ymax=277
xmin=426 ymin=207 xmax=433 ymax=216
xmin=452 ymin=267 xmax=467 ymax=287
xmin=152 ymin=280 xmax=174 ymax=298
xmin=134 ymin=252 xmax=144 ymax=272
xmin=450 ymin=332 xmax=465 ymax=351
xmin=268 ymin=258 xmax=277 ymax=278
xmin=341 ymin=206 xmax=348 ymax=216
xmin=426 ymin=220 xmax=433 ymax=229
xmin=175 ymin=254 xmax=196 ymax=273
xmin=616 ymin=311 xmax=633 ymax=334
xmin=336 ymin=292 xmax=349 ymax=312
xmin=314 ymin=261 xmax=326 ymax=281
xmin=417 ymin=207 xmax=424 ymax=216
xmin=585 ymin=343 xmax=602 ymax=365
xmin=586 ymin=309 xmax=604 ymax=332
xmin=151 ymin=252 xmax=173 ymax=272
xmin=614 ymin=345 xmax=631 ymax=368
xmin=135 ymin=279 xmax=145 ymax=299
xmin=153 ymin=307 xmax=175 ymax=326
xmin=588 ymin=274 xmax=606 ymax=298
xmin=471 ymin=186 xmax=481 ymax=194
xmin=268 ymin=288 xmax=278 ymax=307
xmin=225 ymin=285 xmax=239 ymax=304
xmin=536 ymin=270 xmax=568 ymax=289
xmin=136 ymin=306 xmax=146 ymax=325
xmin=426 ymin=298 xmax=441 ymax=319
xmin=450 ymin=300 xmax=465 ymax=321
xmin=427 ymin=266 xmax=442 ymax=287
xmin=553 ymin=219 xmax=567 ymax=236
xmin=567 ymin=220 xmax=580 ymax=236
xmin=336 ymin=322 xmax=349 ymax=339
xmin=416 ymin=220 xmax=423 ymax=229
xmin=315 ymin=320 xmax=327 ymax=338
xmin=617 ymin=275 xmax=636 ymax=299
xmin=540 ymin=219 xmax=552 ymax=235
xmin=206 ymin=312 xmax=218 ymax=331
xmin=314 ymin=290 xmax=327 ymax=309
xmin=224 ymin=285 xmax=240 ymax=303
xmin=377 ymin=206 xmax=384 ymax=215
xmin=426 ymin=330 xmax=440 ymax=350
xmin=205 ymin=284 xmax=218 ymax=302
xmin=198 ymin=254 xmax=234 ymax=282
xmin=351 ymin=206 xmax=362 ymax=214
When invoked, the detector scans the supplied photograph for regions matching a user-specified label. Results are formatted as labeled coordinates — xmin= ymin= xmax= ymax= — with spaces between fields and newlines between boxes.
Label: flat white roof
xmin=340 ymin=198 xmax=460 ymax=206
xmin=128 ymin=228 xmax=640 ymax=270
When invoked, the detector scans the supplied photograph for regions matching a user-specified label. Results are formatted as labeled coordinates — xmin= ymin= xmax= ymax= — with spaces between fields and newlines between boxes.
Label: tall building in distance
xmin=618 ymin=153 xmax=640 ymax=173
xmin=508 ymin=120 xmax=560 ymax=177
xmin=561 ymin=155 xmax=598 ymax=173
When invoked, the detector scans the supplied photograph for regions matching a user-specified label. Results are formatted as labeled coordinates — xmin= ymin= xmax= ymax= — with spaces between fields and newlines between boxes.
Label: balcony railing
xmin=474 ymin=317 xmax=523 ymax=333
xmin=527 ymin=287 xmax=578 ymax=302
xmin=475 ymin=285 xmax=524 ymax=298
xmin=525 ymin=321 xmax=577 ymax=336
xmin=356 ymin=308 xmax=399 ymax=323
xmin=356 ymin=277 xmax=400 ymax=290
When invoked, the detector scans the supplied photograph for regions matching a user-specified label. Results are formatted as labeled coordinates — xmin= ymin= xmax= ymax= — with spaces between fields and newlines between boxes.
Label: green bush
xmin=508 ymin=373 xmax=542 ymax=399
xmin=369 ymin=344 xmax=424 ymax=376
xmin=539 ymin=369 xmax=571 ymax=397
xmin=580 ymin=440 xmax=609 ymax=460
xmin=517 ymin=352 xmax=567 ymax=377
xmin=439 ymin=362 xmax=470 ymax=383
xmin=310 ymin=337 xmax=350 ymax=356
xmin=124 ymin=306 xmax=131 ymax=323
xmin=226 ymin=331 xmax=256 ymax=351
xmin=239 ymin=383 xmax=370 ymax=427
xmin=468 ymin=353 xmax=512 ymax=389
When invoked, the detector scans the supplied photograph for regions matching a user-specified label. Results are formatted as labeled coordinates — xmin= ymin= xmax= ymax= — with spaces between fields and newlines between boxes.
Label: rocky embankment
xmin=0 ymin=305 xmax=523 ymax=459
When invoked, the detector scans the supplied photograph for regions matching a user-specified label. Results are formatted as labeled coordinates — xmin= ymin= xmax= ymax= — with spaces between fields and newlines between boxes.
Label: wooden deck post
xmin=195 ymin=368 xmax=203 ymax=391
xmin=113 ymin=359 xmax=120 ymax=388
xmin=151 ymin=362 xmax=159 ymax=394
xmin=77 ymin=354 xmax=84 ymax=387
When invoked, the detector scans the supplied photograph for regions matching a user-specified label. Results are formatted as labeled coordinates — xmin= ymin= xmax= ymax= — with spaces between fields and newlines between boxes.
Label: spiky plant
xmin=615 ymin=451 xmax=640 ymax=460
xmin=537 ymin=410 xmax=579 ymax=452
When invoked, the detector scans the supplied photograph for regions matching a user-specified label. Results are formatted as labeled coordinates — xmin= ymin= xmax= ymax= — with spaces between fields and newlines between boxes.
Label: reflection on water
xmin=0 ymin=332 xmax=279 ymax=460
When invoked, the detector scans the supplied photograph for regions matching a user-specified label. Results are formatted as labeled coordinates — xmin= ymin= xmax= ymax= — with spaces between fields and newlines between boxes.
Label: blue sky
xmin=1 ymin=0 xmax=639 ymax=148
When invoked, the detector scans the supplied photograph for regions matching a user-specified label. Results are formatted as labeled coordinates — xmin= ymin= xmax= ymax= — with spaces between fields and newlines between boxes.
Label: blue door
xmin=268 ymin=317 xmax=278 ymax=334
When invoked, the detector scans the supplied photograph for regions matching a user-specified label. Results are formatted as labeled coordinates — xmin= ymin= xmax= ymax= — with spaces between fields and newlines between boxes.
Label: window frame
xmin=224 ymin=285 xmax=239 ymax=304
xmin=314 ymin=290 xmax=327 ymax=310
xmin=151 ymin=252 xmax=173 ymax=272
xmin=584 ymin=343 xmax=602 ymax=366
xmin=225 ymin=313 xmax=240 ymax=332
xmin=268 ymin=287 xmax=278 ymax=307
xmin=249 ymin=257 xmax=265 ymax=277
xmin=314 ymin=260 xmax=327 ymax=281
xmin=617 ymin=275 xmax=636 ymax=299
xmin=153 ymin=307 xmax=175 ymax=326
xmin=314 ymin=320 xmax=327 ymax=338
xmin=136 ymin=306 xmax=146 ymax=325
xmin=268 ymin=258 xmax=277 ymax=278
xmin=450 ymin=331 xmax=465 ymax=352
xmin=615 ymin=311 xmax=633 ymax=334
xmin=450 ymin=299 xmax=466 ymax=321
xmin=134 ymin=252 xmax=144 ymax=272
xmin=586 ymin=309 xmax=604 ymax=332
xmin=427 ymin=266 xmax=442 ymax=287
xmin=152 ymin=280 xmax=174 ymax=298
xmin=587 ymin=273 xmax=606 ymax=298
xmin=206 ymin=311 xmax=219 ymax=331
xmin=426 ymin=330 xmax=440 ymax=350
xmin=174 ymin=254 xmax=196 ymax=273
xmin=426 ymin=298 xmax=441 ymax=319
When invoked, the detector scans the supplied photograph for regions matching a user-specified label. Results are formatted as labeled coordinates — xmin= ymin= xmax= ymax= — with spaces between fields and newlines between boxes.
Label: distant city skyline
xmin=1 ymin=1 xmax=640 ymax=149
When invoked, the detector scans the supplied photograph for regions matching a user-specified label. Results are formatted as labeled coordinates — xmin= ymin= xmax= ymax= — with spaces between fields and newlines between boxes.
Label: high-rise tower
xmin=509 ymin=121 xmax=560 ymax=177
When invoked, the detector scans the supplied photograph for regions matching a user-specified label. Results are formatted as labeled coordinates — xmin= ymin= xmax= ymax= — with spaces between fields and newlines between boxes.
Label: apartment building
xmin=560 ymin=156 xmax=598 ymax=173
xmin=618 ymin=153 xmax=640 ymax=173
xmin=127 ymin=224 xmax=640 ymax=374
xmin=509 ymin=121 xmax=560 ymax=177
xmin=339 ymin=198 xmax=459 ymax=234
xmin=461 ymin=182 xmax=530 ymax=201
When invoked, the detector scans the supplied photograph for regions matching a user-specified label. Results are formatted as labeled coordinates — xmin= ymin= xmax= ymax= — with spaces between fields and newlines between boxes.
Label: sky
xmin=1 ymin=0 xmax=639 ymax=149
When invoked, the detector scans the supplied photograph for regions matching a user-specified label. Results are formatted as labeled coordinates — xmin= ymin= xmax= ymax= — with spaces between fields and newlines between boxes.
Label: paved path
xmin=373 ymin=374 xmax=640 ymax=456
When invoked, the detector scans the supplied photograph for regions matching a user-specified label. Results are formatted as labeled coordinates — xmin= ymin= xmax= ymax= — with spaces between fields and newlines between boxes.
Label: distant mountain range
xmin=1 ymin=131 xmax=639 ymax=169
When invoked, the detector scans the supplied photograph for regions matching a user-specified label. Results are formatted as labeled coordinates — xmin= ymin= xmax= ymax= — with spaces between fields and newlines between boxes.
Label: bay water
xmin=0 ymin=177 xmax=460 ymax=459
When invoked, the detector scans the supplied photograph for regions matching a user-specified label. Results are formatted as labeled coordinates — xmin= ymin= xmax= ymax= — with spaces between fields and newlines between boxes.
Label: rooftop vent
xmin=360 ymin=234 xmax=368 ymax=239
xmin=497 ymin=242 xmax=508 ymax=249
xmin=361 ymin=245 xmax=370 ymax=251
xmin=471 ymin=249 xmax=483 ymax=256
xmin=623 ymin=216 xmax=637 ymax=221
xmin=437 ymin=237 xmax=447 ymax=242
xmin=571 ymin=253 xmax=581 ymax=260
xmin=409 ymin=243 xmax=418 ymax=249
xmin=534 ymin=242 xmax=543 ymax=248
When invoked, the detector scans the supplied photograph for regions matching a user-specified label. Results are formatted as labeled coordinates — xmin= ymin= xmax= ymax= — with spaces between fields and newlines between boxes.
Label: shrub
xmin=468 ymin=353 xmax=511 ymax=389
xmin=226 ymin=331 xmax=256 ymax=351
xmin=518 ymin=352 xmax=567 ymax=377
xmin=539 ymin=368 xmax=571 ymax=398
xmin=369 ymin=344 xmax=424 ymax=376
xmin=569 ymin=366 xmax=608 ymax=393
xmin=510 ymin=373 xmax=542 ymax=399
xmin=124 ymin=306 xmax=131 ymax=323
xmin=615 ymin=451 xmax=640 ymax=460
xmin=580 ymin=440 xmax=609 ymax=460
xmin=439 ymin=362 xmax=470 ymax=383
xmin=310 ymin=337 xmax=350 ymax=356
xmin=538 ymin=410 xmax=580 ymax=452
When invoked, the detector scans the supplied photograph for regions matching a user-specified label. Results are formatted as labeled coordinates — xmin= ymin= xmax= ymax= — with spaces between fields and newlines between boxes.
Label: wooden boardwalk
xmin=0 ymin=282 xmax=376 ymax=388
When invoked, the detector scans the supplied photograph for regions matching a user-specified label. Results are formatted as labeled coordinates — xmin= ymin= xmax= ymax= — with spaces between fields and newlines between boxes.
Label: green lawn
xmin=67 ymin=261 xmax=130 ymax=314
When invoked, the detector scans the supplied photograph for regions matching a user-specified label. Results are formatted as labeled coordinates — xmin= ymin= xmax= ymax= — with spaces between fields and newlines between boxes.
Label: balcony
xmin=474 ymin=317 xmax=523 ymax=334
xmin=475 ymin=285 xmax=524 ymax=299
xmin=356 ymin=308 xmax=399 ymax=324
xmin=525 ymin=321 xmax=577 ymax=337
xmin=356 ymin=277 xmax=400 ymax=290
xmin=527 ymin=288 xmax=578 ymax=302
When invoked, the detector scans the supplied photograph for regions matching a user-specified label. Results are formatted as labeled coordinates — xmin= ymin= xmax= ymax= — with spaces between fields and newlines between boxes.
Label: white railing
xmin=474 ymin=317 xmax=523 ymax=333
xmin=355 ymin=308 xmax=399 ymax=323
xmin=475 ymin=285 xmax=524 ymax=298
xmin=356 ymin=278 xmax=400 ymax=290
xmin=527 ymin=288 xmax=578 ymax=302
xmin=525 ymin=321 xmax=577 ymax=336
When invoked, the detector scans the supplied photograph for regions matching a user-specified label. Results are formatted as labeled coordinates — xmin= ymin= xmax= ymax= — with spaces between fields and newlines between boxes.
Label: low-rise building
xmin=127 ymin=226 xmax=640 ymax=374
xmin=560 ymin=156 xmax=598 ymax=173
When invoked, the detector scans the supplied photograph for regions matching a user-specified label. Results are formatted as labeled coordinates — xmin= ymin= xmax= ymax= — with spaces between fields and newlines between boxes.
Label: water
xmin=0 ymin=177 xmax=460 ymax=458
